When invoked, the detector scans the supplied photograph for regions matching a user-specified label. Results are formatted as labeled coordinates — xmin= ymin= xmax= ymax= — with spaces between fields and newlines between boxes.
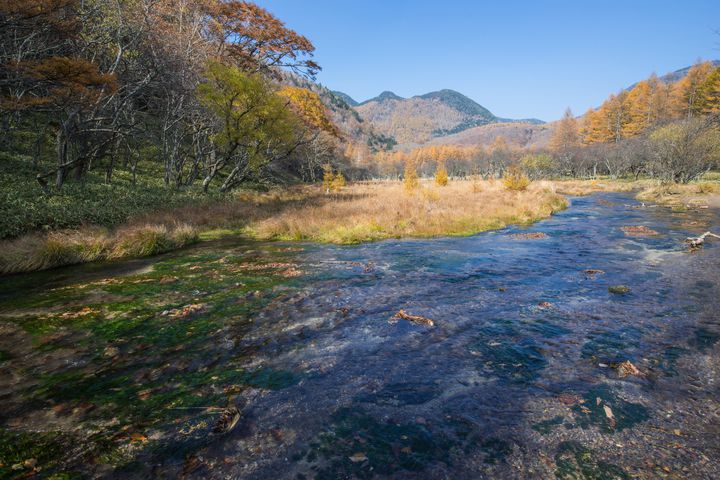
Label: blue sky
xmin=257 ymin=0 xmax=720 ymax=121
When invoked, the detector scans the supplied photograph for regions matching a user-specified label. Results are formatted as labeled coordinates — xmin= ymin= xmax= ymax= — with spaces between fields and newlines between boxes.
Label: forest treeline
xmin=2 ymin=1 xmax=720 ymax=243
xmin=351 ymin=61 xmax=720 ymax=184
xmin=0 ymin=0 xmax=341 ymax=194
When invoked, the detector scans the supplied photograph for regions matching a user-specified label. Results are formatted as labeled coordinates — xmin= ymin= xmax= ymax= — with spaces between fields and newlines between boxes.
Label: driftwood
xmin=389 ymin=309 xmax=435 ymax=327
xmin=686 ymin=231 xmax=720 ymax=249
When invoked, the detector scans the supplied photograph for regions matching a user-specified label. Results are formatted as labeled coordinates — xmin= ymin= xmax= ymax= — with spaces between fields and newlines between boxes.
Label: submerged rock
xmin=612 ymin=360 xmax=644 ymax=378
xmin=608 ymin=285 xmax=630 ymax=295
xmin=509 ymin=232 xmax=548 ymax=239
xmin=213 ymin=406 xmax=242 ymax=434
xmin=621 ymin=225 xmax=659 ymax=237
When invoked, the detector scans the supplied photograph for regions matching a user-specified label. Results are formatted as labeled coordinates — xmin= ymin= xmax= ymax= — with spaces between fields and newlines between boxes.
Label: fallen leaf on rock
xmin=130 ymin=433 xmax=147 ymax=443
xmin=349 ymin=452 xmax=368 ymax=463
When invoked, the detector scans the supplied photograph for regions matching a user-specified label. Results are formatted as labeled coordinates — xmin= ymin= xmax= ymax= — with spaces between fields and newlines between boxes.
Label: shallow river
xmin=1 ymin=192 xmax=719 ymax=479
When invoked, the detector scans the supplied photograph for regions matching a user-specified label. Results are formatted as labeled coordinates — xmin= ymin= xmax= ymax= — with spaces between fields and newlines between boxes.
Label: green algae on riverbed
xmin=0 ymin=246 xmax=309 ymax=477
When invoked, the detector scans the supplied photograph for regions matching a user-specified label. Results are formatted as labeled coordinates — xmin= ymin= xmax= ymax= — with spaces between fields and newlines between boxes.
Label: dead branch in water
xmin=389 ymin=309 xmax=435 ymax=327
xmin=686 ymin=231 xmax=720 ymax=249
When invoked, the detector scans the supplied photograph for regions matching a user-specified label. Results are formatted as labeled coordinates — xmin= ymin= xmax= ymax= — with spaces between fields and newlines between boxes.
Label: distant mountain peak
xmin=331 ymin=90 xmax=358 ymax=107
xmin=417 ymin=89 xmax=494 ymax=119
xmin=360 ymin=91 xmax=404 ymax=105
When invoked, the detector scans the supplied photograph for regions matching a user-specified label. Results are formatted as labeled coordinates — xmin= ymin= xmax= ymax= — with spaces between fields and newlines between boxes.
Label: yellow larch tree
xmin=698 ymin=66 xmax=720 ymax=115
xmin=623 ymin=81 xmax=653 ymax=137
xmin=670 ymin=61 xmax=714 ymax=118
xmin=550 ymin=108 xmax=580 ymax=151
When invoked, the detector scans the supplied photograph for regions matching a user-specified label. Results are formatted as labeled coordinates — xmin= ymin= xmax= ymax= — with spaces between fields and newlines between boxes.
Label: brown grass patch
xmin=547 ymin=179 xmax=650 ymax=196
xmin=247 ymin=180 xmax=567 ymax=244
xmin=0 ymin=179 xmax=568 ymax=274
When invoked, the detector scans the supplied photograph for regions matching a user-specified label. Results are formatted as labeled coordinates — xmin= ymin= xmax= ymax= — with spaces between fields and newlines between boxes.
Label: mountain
xmin=354 ymin=88 xmax=503 ymax=145
xmin=359 ymin=91 xmax=405 ymax=105
xmin=625 ymin=60 xmax=720 ymax=91
xmin=426 ymin=122 xmax=553 ymax=150
xmin=331 ymin=90 xmax=358 ymax=107
xmin=656 ymin=60 xmax=720 ymax=84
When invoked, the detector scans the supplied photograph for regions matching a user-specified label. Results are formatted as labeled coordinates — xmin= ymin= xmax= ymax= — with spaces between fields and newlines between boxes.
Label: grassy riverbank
xmin=0 ymin=180 xmax=567 ymax=274
xmin=3 ymin=174 xmax=720 ymax=275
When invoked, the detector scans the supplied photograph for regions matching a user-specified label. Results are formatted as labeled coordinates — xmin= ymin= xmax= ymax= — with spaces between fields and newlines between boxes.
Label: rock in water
xmin=213 ymin=407 xmax=241 ymax=434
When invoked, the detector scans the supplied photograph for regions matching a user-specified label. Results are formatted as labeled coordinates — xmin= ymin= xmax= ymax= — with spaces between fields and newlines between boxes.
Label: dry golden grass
xmin=547 ymin=179 xmax=650 ymax=196
xmin=0 ymin=223 xmax=198 ymax=275
xmin=247 ymin=179 xmax=568 ymax=244
xmin=636 ymin=182 xmax=720 ymax=208
xmin=0 ymin=179 xmax=570 ymax=273
xmin=549 ymin=177 xmax=720 ymax=208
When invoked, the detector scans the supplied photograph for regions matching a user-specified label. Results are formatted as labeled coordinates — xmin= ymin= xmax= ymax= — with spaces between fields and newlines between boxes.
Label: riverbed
xmin=1 ymin=192 xmax=719 ymax=479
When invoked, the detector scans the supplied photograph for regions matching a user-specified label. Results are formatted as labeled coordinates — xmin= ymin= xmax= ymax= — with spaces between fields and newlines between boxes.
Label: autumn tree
xmin=403 ymin=154 xmax=419 ymax=191
xmin=198 ymin=62 xmax=303 ymax=192
xmin=435 ymin=161 xmax=448 ymax=186
xmin=647 ymin=117 xmax=720 ymax=183
xmin=697 ymin=66 xmax=720 ymax=115
xmin=211 ymin=1 xmax=319 ymax=78
xmin=551 ymin=108 xmax=580 ymax=151
xmin=670 ymin=61 xmax=714 ymax=118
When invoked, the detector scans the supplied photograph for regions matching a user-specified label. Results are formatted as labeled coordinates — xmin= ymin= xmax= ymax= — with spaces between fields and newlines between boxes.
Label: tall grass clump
xmin=0 ymin=223 xmax=198 ymax=274
xmin=502 ymin=165 xmax=531 ymax=191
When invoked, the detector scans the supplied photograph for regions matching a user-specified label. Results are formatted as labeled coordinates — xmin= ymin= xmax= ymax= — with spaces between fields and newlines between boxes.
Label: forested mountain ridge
xmin=351 ymin=88 xmax=497 ymax=145
xmin=329 ymin=87 xmax=549 ymax=147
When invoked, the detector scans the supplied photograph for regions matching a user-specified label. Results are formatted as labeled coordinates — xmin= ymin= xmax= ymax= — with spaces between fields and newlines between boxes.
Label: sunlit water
xmin=1 ymin=192 xmax=719 ymax=479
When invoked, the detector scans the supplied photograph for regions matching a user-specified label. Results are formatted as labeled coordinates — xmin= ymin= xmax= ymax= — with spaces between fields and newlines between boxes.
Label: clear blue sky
xmin=257 ymin=0 xmax=720 ymax=121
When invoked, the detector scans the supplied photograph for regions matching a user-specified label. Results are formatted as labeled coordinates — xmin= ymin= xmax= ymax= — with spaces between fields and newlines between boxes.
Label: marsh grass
xmin=248 ymin=180 xmax=568 ymax=243
xmin=635 ymin=180 xmax=720 ymax=206
xmin=0 ymin=223 xmax=198 ymax=274
xmin=0 ymin=180 xmax=568 ymax=273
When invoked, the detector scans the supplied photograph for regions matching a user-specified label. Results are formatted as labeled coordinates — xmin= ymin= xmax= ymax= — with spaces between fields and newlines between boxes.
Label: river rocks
xmin=509 ymin=232 xmax=548 ymax=239
xmin=608 ymin=285 xmax=630 ymax=295
xmin=621 ymin=225 xmax=659 ymax=237
xmin=213 ymin=406 xmax=242 ymax=434
xmin=612 ymin=360 xmax=644 ymax=378
xmin=161 ymin=303 xmax=206 ymax=318
xmin=389 ymin=309 xmax=435 ymax=327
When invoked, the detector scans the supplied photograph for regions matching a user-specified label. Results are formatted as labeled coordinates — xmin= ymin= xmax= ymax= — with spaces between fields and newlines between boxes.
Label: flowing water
xmin=1 ymin=192 xmax=719 ymax=479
